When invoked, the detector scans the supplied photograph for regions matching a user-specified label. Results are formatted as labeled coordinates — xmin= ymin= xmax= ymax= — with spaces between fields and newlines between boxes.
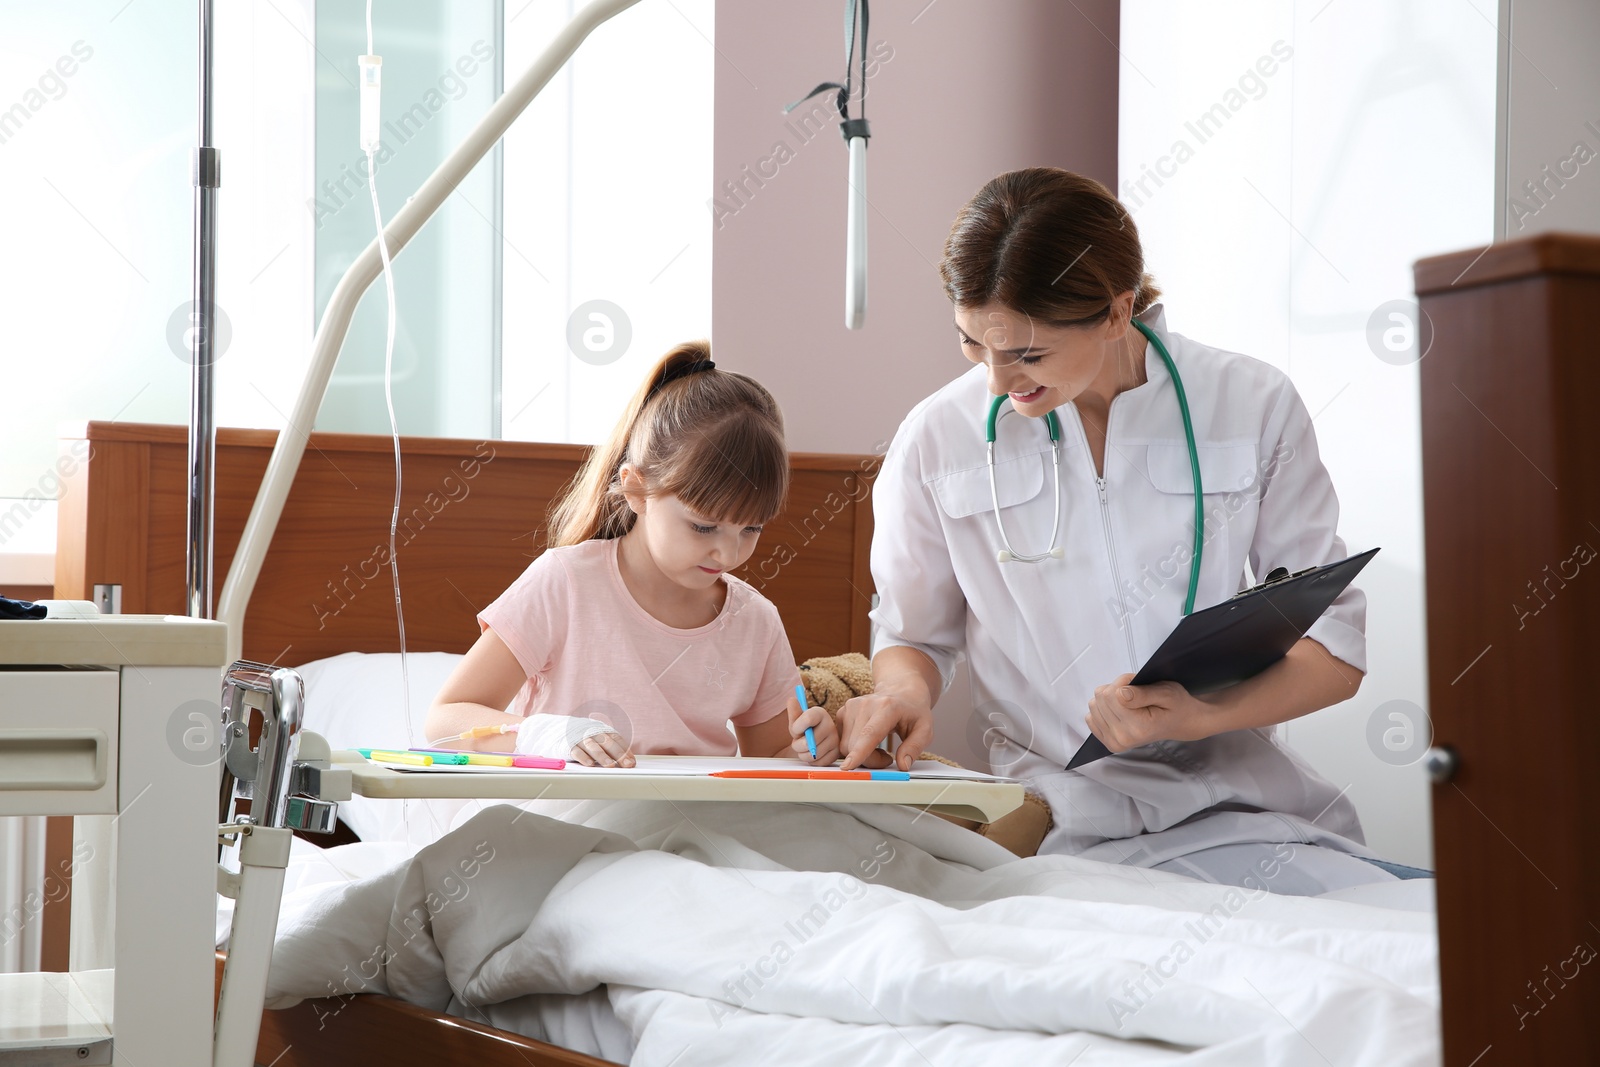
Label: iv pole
xmin=187 ymin=0 xmax=220 ymax=620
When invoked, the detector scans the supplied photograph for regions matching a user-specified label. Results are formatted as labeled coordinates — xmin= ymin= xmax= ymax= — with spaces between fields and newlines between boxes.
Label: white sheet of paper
xmin=900 ymin=761 xmax=1016 ymax=782
xmin=386 ymin=756 xmax=796 ymax=776
xmin=387 ymin=755 xmax=1015 ymax=781
xmin=557 ymin=756 xmax=796 ymax=776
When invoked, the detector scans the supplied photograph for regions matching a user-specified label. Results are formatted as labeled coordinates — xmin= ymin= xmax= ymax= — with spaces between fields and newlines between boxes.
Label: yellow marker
xmin=368 ymin=750 xmax=432 ymax=767
xmin=464 ymin=753 xmax=514 ymax=767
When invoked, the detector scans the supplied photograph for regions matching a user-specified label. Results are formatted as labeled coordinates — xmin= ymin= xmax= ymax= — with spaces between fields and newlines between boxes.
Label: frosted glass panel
xmin=0 ymin=2 xmax=317 ymax=562
xmin=1119 ymin=0 xmax=1497 ymax=868
xmin=0 ymin=4 xmax=193 ymax=498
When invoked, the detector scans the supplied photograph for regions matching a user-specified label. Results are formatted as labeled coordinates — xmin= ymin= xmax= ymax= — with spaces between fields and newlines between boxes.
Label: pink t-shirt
xmin=478 ymin=538 xmax=800 ymax=757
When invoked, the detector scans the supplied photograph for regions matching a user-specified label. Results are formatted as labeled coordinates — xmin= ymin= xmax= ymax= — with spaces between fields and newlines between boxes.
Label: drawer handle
xmin=0 ymin=729 xmax=107 ymax=790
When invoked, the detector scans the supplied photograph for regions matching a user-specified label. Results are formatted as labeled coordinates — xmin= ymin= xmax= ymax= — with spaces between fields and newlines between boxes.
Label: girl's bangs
xmin=662 ymin=427 xmax=789 ymax=527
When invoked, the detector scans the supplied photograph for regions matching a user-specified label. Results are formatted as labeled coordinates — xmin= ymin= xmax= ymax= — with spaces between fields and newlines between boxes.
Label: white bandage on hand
xmin=514 ymin=713 xmax=618 ymax=759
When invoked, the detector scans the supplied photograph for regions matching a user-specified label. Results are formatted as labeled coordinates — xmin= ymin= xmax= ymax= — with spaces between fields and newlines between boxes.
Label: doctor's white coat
xmin=869 ymin=305 xmax=1373 ymax=866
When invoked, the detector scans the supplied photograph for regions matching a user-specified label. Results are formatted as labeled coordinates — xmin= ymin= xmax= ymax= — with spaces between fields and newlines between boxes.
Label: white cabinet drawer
xmin=0 ymin=668 xmax=119 ymax=815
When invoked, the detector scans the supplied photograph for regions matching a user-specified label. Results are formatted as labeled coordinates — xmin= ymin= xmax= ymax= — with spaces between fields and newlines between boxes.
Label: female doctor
xmin=839 ymin=168 xmax=1419 ymax=894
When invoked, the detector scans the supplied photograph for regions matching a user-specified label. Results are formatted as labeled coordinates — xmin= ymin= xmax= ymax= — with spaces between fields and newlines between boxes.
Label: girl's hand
xmin=572 ymin=730 xmax=635 ymax=768
xmin=517 ymin=713 xmax=634 ymax=767
xmin=787 ymin=694 xmax=841 ymax=764
xmin=1085 ymin=673 xmax=1204 ymax=754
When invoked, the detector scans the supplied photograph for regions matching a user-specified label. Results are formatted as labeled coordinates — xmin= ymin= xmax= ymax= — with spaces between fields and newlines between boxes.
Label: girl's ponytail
xmin=548 ymin=340 xmax=784 ymax=547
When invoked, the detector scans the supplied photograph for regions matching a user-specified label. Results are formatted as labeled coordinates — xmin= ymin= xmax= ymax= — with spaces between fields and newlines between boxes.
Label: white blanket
xmin=265 ymin=799 xmax=1439 ymax=1065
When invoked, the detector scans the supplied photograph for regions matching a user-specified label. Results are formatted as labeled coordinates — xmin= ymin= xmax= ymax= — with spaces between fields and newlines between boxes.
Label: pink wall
xmin=711 ymin=0 xmax=1122 ymax=454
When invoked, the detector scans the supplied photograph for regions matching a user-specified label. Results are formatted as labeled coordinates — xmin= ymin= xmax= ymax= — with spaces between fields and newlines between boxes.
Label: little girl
xmin=426 ymin=341 xmax=838 ymax=766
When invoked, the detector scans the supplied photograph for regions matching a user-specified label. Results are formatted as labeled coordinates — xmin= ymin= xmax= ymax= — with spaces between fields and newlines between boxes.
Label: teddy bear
xmin=799 ymin=653 xmax=1053 ymax=858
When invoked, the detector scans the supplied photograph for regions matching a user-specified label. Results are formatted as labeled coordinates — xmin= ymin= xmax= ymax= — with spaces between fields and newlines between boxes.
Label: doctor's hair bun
xmin=547 ymin=340 xmax=790 ymax=547
xmin=940 ymin=168 xmax=1161 ymax=326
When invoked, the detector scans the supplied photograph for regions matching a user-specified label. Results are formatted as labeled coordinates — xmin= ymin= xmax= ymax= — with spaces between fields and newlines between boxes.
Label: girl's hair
xmin=547 ymin=340 xmax=789 ymax=546
xmin=939 ymin=168 xmax=1161 ymax=327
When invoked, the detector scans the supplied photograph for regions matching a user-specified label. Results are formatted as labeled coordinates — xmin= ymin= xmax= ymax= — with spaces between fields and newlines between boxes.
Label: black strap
xmin=784 ymin=0 xmax=872 ymax=143
xmin=650 ymin=359 xmax=716 ymax=398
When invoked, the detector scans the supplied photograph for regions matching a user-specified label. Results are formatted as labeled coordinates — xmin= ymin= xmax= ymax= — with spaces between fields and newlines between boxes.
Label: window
xmin=0 ymin=0 xmax=713 ymax=576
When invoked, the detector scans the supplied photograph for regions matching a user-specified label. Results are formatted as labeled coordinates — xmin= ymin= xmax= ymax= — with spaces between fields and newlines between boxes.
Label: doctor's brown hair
xmin=547 ymin=340 xmax=790 ymax=546
xmin=939 ymin=168 xmax=1160 ymax=326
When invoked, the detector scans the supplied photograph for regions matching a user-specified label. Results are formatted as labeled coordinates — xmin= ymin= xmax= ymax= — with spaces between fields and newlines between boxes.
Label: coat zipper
xmin=1096 ymin=475 xmax=1139 ymax=673
xmin=1099 ymin=454 xmax=1215 ymax=803
xmin=1074 ymin=404 xmax=1140 ymax=674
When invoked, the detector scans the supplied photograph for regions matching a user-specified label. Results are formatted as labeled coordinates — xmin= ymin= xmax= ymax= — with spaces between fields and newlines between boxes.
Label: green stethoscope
xmin=984 ymin=318 xmax=1205 ymax=616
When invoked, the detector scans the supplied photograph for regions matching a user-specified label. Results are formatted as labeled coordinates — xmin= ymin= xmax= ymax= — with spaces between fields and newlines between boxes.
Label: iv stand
xmin=187 ymin=0 xmax=220 ymax=620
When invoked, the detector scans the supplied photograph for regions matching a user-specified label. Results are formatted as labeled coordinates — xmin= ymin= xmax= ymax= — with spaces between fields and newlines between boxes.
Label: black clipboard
xmin=1065 ymin=547 xmax=1379 ymax=770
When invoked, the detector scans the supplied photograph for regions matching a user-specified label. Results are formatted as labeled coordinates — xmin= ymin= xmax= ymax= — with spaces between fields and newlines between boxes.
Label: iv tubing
xmin=365 ymin=1 xmax=414 ymax=744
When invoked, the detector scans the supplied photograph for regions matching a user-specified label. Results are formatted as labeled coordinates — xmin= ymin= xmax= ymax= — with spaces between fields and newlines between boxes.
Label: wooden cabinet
xmin=1415 ymin=233 xmax=1600 ymax=1064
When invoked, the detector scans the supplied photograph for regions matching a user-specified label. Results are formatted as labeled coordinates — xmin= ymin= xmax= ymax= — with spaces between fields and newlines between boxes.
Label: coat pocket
xmin=1147 ymin=441 xmax=1260 ymax=498
xmin=929 ymin=452 xmax=1047 ymax=519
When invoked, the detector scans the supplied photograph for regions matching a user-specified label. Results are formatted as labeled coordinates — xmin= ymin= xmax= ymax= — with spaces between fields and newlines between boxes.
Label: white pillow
xmin=293 ymin=651 xmax=483 ymax=846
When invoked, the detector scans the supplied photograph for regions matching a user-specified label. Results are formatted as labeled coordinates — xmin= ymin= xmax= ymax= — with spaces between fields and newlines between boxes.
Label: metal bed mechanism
xmin=213 ymin=663 xmax=350 ymax=1067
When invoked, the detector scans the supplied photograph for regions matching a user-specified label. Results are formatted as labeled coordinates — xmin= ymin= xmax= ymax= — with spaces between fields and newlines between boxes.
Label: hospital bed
xmin=46 ymin=418 xmax=1441 ymax=1067
xmin=48 ymin=418 xmax=971 ymax=1065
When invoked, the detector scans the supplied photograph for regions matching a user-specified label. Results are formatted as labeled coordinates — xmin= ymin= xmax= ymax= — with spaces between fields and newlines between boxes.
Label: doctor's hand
xmin=837 ymin=691 xmax=927 ymax=772
xmin=1085 ymin=673 xmax=1205 ymax=754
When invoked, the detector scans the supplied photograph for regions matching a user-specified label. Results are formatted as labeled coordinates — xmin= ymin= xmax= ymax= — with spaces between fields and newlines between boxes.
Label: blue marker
xmin=796 ymin=683 xmax=819 ymax=760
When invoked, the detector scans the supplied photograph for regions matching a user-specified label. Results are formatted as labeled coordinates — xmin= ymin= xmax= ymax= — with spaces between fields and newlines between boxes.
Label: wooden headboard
xmin=54 ymin=422 xmax=879 ymax=667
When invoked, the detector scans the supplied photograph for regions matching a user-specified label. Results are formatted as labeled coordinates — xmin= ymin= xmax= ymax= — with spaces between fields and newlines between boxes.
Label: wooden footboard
xmin=216 ymin=954 xmax=621 ymax=1066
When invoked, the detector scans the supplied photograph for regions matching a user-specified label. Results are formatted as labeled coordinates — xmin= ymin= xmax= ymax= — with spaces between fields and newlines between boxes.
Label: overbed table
xmin=336 ymin=752 xmax=1026 ymax=824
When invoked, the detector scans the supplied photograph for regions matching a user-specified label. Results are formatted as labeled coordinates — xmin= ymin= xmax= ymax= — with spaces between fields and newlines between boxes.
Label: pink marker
xmin=510 ymin=755 xmax=566 ymax=770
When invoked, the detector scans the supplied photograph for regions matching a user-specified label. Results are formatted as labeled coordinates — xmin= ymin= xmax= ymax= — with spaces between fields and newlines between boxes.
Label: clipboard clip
xmin=1230 ymin=564 xmax=1317 ymax=599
